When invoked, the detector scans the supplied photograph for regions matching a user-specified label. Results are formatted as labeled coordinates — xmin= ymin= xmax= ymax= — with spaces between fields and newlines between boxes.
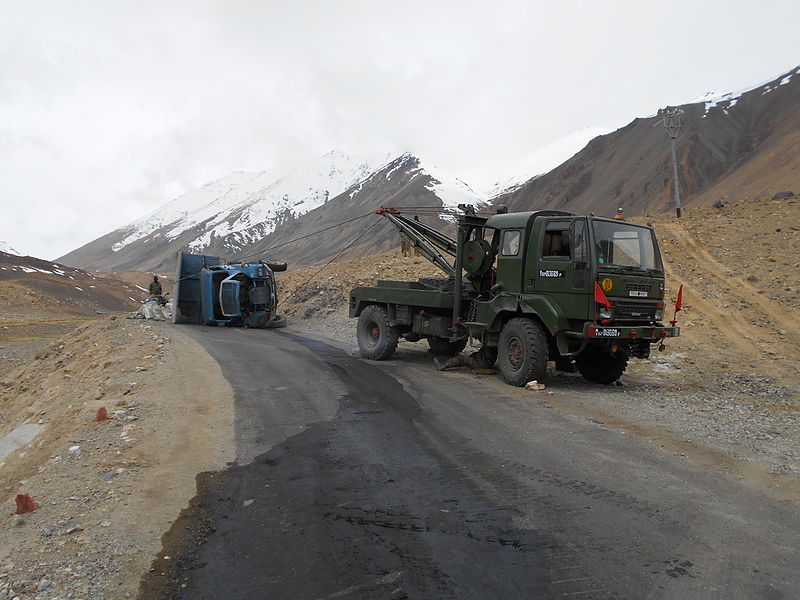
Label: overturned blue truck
xmin=172 ymin=252 xmax=287 ymax=328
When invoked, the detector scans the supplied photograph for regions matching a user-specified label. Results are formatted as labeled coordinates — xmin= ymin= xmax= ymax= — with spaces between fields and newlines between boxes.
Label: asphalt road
xmin=140 ymin=325 xmax=800 ymax=599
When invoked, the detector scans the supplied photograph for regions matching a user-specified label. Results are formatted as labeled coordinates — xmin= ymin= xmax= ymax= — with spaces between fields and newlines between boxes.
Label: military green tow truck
xmin=349 ymin=205 xmax=681 ymax=386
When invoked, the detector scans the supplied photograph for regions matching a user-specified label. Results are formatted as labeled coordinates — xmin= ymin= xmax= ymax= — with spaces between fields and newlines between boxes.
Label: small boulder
xmin=525 ymin=380 xmax=546 ymax=391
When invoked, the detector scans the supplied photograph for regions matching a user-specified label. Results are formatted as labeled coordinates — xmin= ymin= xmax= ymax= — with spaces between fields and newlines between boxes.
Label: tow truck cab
xmin=481 ymin=211 xmax=677 ymax=358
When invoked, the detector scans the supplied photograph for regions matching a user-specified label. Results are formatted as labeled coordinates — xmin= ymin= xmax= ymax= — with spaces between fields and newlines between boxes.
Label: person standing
xmin=148 ymin=275 xmax=162 ymax=297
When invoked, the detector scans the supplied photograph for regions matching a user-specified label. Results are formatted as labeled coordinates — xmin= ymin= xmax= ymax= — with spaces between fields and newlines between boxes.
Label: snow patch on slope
xmin=689 ymin=65 xmax=799 ymax=118
xmin=0 ymin=241 xmax=20 ymax=255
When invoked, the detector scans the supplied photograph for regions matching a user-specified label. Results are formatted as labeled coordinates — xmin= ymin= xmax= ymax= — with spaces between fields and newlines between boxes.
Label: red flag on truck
xmin=594 ymin=282 xmax=611 ymax=308
xmin=675 ymin=285 xmax=683 ymax=312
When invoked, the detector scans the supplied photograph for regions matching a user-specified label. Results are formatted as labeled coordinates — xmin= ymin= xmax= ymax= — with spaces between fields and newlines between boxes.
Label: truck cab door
xmin=569 ymin=218 xmax=589 ymax=292
xmin=495 ymin=229 xmax=525 ymax=294
xmin=525 ymin=217 xmax=590 ymax=320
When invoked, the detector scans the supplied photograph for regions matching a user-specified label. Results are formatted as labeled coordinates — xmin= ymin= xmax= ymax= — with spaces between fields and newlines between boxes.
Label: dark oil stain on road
xmin=138 ymin=333 xmax=562 ymax=600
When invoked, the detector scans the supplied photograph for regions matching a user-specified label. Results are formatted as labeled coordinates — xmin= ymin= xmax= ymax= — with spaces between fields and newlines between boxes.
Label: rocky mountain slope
xmin=58 ymin=152 xmax=484 ymax=273
xmin=223 ymin=153 xmax=485 ymax=268
xmin=499 ymin=66 xmax=800 ymax=216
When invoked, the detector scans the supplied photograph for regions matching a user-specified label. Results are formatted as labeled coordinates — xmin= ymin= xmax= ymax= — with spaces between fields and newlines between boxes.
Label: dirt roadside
xmin=0 ymin=318 xmax=234 ymax=600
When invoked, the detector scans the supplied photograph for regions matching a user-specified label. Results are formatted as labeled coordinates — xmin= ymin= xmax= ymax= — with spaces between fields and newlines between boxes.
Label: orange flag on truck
xmin=594 ymin=282 xmax=611 ymax=308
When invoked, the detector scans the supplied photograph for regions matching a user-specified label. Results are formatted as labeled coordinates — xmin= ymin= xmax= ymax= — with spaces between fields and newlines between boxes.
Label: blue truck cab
xmin=172 ymin=252 xmax=287 ymax=328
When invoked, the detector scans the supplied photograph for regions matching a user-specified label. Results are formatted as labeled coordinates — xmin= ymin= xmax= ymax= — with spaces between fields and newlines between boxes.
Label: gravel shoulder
xmin=0 ymin=318 xmax=235 ymax=600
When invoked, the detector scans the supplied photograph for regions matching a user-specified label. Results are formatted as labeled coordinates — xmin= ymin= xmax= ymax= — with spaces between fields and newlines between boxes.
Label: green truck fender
xmin=485 ymin=294 xmax=566 ymax=336
xmin=350 ymin=299 xmax=401 ymax=327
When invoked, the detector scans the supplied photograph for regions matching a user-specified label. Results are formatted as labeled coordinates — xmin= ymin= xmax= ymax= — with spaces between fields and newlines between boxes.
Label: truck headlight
xmin=654 ymin=308 xmax=664 ymax=322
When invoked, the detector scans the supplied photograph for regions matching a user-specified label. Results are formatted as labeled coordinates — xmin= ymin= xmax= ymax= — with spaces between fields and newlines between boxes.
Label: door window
xmin=501 ymin=230 xmax=521 ymax=256
xmin=542 ymin=221 xmax=570 ymax=259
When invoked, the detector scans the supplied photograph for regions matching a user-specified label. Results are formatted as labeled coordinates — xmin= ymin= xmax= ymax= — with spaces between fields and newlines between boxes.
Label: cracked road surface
xmin=139 ymin=326 xmax=799 ymax=599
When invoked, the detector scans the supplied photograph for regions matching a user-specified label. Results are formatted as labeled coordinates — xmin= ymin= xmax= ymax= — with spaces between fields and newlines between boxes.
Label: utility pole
xmin=663 ymin=108 xmax=683 ymax=218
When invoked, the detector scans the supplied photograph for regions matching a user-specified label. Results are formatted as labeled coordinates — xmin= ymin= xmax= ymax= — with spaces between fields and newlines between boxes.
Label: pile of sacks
xmin=130 ymin=298 xmax=173 ymax=321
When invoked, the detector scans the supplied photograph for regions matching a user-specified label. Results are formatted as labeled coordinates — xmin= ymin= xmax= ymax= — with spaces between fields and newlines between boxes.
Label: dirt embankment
xmin=0 ymin=318 xmax=234 ymax=600
xmin=647 ymin=196 xmax=799 ymax=388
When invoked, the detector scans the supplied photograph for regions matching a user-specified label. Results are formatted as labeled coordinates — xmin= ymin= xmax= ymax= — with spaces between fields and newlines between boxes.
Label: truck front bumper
xmin=583 ymin=323 xmax=680 ymax=341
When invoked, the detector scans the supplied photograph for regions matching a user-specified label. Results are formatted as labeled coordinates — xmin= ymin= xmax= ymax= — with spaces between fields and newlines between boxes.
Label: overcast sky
xmin=2 ymin=0 xmax=798 ymax=260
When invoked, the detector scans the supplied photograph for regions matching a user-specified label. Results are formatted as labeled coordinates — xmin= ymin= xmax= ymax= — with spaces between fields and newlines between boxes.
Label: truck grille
xmin=250 ymin=286 xmax=269 ymax=305
xmin=614 ymin=301 xmax=657 ymax=322
xmin=626 ymin=282 xmax=653 ymax=292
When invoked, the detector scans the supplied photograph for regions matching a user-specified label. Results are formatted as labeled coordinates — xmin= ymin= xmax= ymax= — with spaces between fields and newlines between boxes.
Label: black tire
xmin=427 ymin=336 xmax=468 ymax=356
xmin=576 ymin=345 xmax=628 ymax=384
xmin=266 ymin=315 xmax=287 ymax=328
xmin=497 ymin=318 xmax=548 ymax=386
xmin=357 ymin=305 xmax=399 ymax=360
xmin=554 ymin=356 xmax=577 ymax=373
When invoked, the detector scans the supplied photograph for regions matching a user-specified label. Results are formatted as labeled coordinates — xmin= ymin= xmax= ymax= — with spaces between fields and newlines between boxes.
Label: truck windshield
xmin=592 ymin=221 xmax=662 ymax=270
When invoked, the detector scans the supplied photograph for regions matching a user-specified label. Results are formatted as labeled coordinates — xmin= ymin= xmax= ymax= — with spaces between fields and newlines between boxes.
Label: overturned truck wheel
xmin=357 ymin=305 xmax=399 ymax=360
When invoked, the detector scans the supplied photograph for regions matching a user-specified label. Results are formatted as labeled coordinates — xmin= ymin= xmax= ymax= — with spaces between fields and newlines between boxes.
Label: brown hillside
xmin=500 ymin=67 xmax=800 ymax=218
xmin=0 ymin=253 xmax=149 ymax=355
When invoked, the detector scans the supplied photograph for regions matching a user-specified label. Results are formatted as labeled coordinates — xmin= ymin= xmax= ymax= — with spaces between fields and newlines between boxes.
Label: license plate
xmin=629 ymin=290 xmax=648 ymax=297
xmin=595 ymin=328 xmax=620 ymax=337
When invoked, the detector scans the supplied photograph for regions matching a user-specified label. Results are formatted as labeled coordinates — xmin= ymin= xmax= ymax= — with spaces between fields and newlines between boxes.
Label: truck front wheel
xmin=497 ymin=318 xmax=548 ymax=386
xmin=357 ymin=305 xmax=399 ymax=360
xmin=576 ymin=346 xmax=628 ymax=384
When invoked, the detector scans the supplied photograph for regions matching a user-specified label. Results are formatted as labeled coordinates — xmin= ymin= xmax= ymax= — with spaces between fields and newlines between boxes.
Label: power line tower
xmin=663 ymin=108 xmax=684 ymax=218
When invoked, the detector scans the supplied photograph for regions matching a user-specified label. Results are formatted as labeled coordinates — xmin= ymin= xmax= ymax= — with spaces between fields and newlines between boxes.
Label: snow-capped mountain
xmin=111 ymin=150 xmax=396 ymax=254
xmin=57 ymin=151 xmax=489 ymax=272
xmin=0 ymin=241 xmax=20 ymax=255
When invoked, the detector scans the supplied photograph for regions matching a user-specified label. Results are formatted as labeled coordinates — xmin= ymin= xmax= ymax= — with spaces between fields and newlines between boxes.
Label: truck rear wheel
xmin=576 ymin=346 xmax=628 ymax=384
xmin=357 ymin=305 xmax=399 ymax=360
xmin=427 ymin=337 xmax=468 ymax=356
xmin=497 ymin=318 xmax=548 ymax=386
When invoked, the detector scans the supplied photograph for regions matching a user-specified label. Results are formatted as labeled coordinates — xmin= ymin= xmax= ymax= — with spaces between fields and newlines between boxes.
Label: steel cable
xmin=277 ymin=217 xmax=383 ymax=308
xmin=234 ymin=212 xmax=375 ymax=263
